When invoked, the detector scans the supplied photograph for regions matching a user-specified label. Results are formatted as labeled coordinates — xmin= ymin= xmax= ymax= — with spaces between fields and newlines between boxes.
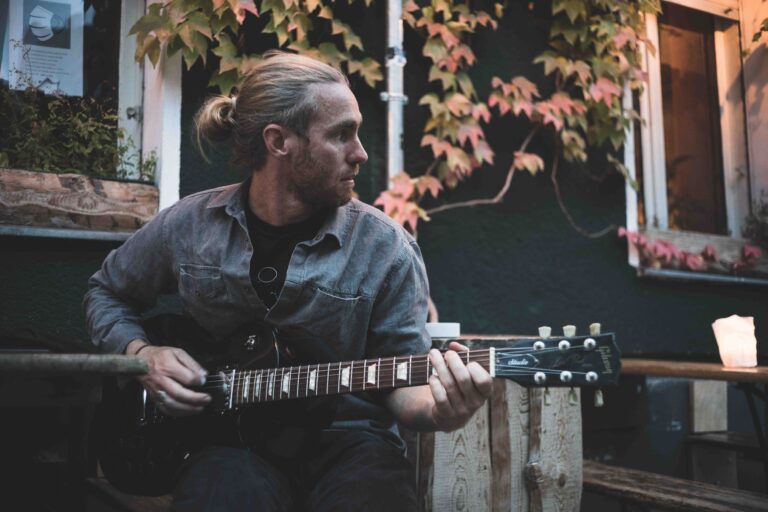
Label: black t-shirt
xmin=244 ymin=198 xmax=326 ymax=309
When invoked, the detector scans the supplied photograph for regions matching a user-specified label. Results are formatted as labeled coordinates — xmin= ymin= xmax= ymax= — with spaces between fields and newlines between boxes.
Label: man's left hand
xmin=427 ymin=341 xmax=493 ymax=431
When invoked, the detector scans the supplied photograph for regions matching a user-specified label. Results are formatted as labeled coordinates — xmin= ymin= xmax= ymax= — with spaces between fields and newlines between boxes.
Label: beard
xmin=288 ymin=148 xmax=355 ymax=211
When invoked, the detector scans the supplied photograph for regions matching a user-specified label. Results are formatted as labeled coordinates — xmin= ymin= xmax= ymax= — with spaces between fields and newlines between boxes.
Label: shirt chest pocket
xmin=179 ymin=263 xmax=226 ymax=301
xmin=291 ymin=286 xmax=365 ymax=341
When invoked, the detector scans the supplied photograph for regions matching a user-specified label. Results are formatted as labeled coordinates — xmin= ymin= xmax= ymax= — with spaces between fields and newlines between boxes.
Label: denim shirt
xmin=84 ymin=180 xmax=431 ymax=436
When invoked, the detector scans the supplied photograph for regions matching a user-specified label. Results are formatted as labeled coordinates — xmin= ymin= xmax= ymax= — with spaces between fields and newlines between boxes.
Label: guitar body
xmin=93 ymin=315 xmax=338 ymax=496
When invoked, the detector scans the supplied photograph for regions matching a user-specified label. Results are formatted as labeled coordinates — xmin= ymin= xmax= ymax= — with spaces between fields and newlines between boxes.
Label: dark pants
xmin=171 ymin=430 xmax=418 ymax=512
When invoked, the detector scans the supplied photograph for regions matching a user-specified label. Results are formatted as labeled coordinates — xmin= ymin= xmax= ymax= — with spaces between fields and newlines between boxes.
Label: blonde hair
xmin=194 ymin=50 xmax=348 ymax=170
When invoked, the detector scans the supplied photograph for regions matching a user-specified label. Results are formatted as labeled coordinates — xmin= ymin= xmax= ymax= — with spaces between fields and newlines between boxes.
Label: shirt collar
xmin=205 ymin=178 xmax=352 ymax=248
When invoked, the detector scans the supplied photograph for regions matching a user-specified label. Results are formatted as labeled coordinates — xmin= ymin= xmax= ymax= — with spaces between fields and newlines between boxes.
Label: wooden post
xmin=421 ymin=383 xmax=582 ymax=511
xmin=432 ymin=401 xmax=492 ymax=511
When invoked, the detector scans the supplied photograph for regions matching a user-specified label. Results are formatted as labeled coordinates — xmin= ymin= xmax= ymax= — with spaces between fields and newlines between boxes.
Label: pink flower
xmin=682 ymin=253 xmax=706 ymax=271
xmin=742 ymin=244 xmax=763 ymax=262
xmin=701 ymin=245 xmax=718 ymax=262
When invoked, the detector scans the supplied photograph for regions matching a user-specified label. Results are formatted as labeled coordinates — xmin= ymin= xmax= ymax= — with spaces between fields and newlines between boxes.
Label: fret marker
xmin=309 ymin=369 xmax=317 ymax=392
xmin=243 ymin=375 xmax=250 ymax=401
xmin=396 ymin=362 xmax=408 ymax=381
xmin=282 ymin=371 xmax=291 ymax=395
xmin=341 ymin=366 xmax=350 ymax=387
xmin=255 ymin=373 xmax=262 ymax=398
xmin=268 ymin=371 xmax=275 ymax=397
xmin=367 ymin=363 xmax=377 ymax=385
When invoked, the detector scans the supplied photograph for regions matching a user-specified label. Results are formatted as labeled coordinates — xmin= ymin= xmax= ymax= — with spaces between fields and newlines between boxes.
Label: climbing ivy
xmin=131 ymin=0 xmax=660 ymax=235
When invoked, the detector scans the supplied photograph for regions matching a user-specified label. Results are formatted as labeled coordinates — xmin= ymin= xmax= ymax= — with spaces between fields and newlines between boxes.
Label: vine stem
xmin=550 ymin=144 xmax=616 ymax=238
xmin=424 ymin=125 xmax=541 ymax=216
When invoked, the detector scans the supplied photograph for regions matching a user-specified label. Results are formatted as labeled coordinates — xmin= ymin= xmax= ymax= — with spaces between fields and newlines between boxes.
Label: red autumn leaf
xmin=437 ymin=56 xmax=459 ymax=73
xmin=488 ymin=93 xmax=511 ymax=116
xmin=550 ymin=92 xmax=575 ymax=116
xmin=451 ymin=44 xmax=476 ymax=66
xmin=457 ymin=122 xmax=483 ymax=147
xmin=589 ymin=77 xmax=622 ymax=107
xmin=446 ymin=146 xmax=473 ymax=175
xmin=390 ymin=172 xmax=415 ymax=199
xmin=438 ymin=26 xmax=460 ymax=49
xmin=513 ymin=151 xmax=544 ymax=174
xmin=743 ymin=244 xmax=763 ymax=261
xmin=474 ymin=139 xmax=494 ymax=165
xmin=511 ymin=99 xmax=534 ymax=118
xmin=682 ymin=252 xmax=706 ymax=271
xmin=421 ymin=134 xmax=451 ymax=158
xmin=613 ymin=27 xmax=637 ymax=50
xmin=415 ymin=175 xmax=443 ymax=198
xmin=651 ymin=240 xmax=678 ymax=264
xmin=445 ymin=93 xmax=473 ymax=116
xmin=701 ymin=244 xmax=718 ymax=262
xmin=373 ymin=190 xmax=403 ymax=217
xmin=471 ymin=103 xmax=491 ymax=123
xmin=235 ymin=0 xmax=259 ymax=23
xmin=536 ymin=102 xmax=563 ymax=131
xmin=511 ymin=76 xmax=539 ymax=101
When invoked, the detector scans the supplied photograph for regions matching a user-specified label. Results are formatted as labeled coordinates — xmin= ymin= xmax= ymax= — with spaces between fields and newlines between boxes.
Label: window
xmin=0 ymin=1 xmax=179 ymax=240
xmin=624 ymin=0 xmax=767 ymax=282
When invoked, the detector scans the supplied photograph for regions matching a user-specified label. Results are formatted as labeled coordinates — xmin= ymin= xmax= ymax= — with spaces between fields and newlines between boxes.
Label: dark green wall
xmin=0 ymin=237 xmax=117 ymax=343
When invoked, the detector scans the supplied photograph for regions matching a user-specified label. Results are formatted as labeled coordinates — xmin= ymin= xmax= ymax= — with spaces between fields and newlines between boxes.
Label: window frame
xmin=623 ymin=0 xmax=766 ymax=283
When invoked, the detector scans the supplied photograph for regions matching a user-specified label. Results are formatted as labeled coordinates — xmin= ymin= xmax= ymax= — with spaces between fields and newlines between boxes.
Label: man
xmin=84 ymin=51 xmax=492 ymax=511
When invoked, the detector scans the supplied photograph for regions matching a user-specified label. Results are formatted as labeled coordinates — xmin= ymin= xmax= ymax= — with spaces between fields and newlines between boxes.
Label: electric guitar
xmin=93 ymin=317 xmax=620 ymax=496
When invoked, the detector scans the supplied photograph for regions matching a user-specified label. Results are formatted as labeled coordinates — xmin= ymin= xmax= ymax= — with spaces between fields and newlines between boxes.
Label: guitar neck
xmin=219 ymin=349 xmax=495 ymax=410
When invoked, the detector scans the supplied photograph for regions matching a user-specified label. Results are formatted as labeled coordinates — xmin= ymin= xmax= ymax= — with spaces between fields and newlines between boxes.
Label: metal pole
xmin=381 ymin=0 xmax=408 ymax=183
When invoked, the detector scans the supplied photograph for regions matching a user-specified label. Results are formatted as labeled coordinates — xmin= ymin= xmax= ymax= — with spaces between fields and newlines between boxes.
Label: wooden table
xmin=622 ymin=358 xmax=768 ymax=383
xmin=0 ymin=352 xmax=148 ymax=510
xmin=622 ymin=358 xmax=768 ymax=490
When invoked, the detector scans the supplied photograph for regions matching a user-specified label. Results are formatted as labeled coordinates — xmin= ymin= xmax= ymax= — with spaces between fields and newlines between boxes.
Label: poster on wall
xmin=6 ymin=0 xmax=83 ymax=96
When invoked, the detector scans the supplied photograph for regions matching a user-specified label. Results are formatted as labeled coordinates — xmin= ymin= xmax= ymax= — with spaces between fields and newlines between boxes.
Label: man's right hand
xmin=126 ymin=340 xmax=212 ymax=417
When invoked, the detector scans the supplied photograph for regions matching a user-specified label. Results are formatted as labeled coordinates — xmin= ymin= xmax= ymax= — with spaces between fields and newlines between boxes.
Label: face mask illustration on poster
xmin=3 ymin=0 xmax=84 ymax=96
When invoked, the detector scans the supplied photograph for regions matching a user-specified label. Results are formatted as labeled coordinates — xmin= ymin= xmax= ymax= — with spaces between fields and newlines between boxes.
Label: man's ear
xmin=263 ymin=124 xmax=290 ymax=158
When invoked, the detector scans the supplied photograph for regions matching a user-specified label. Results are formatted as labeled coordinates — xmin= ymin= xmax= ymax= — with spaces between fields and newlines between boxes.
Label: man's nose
xmin=350 ymin=136 xmax=368 ymax=164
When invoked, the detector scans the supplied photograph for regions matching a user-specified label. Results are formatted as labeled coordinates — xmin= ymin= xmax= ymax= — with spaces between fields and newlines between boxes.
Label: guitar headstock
xmin=492 ymin=324 xmax=620 ymax=388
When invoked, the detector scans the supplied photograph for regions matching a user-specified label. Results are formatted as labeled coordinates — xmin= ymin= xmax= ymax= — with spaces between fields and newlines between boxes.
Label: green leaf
xmin=317 ymin=42 xmax=347 ymax=68
xmin=348 ymin=58 xmax=383 ymax=87
xmin=129 ymin=7 xmax=167 ymax=37
xmin=455 ymin=72 xmax=475 ymax=99
xmin=428 ymin=65 xmax=456 ymax=90
xmin=423 ymin=37 xmax=448 ymax=62
xmin=186 ymin=10 xmax=213 ymax=40
xmin=212 ymin=33 xmax=240 ymax=73
xmin=208 ymin=69 xmax=240 ymax=94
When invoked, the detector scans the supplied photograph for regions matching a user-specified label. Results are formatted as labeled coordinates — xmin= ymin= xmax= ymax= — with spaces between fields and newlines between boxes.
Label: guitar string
xmin=198 ymin=344 xmax=599 ymax=386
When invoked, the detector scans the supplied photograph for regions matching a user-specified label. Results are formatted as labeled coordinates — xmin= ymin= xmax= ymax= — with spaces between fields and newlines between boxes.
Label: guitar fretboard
xmin=220 ymin=350 xmax=493 ymax=409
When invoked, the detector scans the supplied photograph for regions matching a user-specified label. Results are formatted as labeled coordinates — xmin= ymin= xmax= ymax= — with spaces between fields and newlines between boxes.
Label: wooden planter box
xmin=0 ymin=168 xmax=158 ymax=238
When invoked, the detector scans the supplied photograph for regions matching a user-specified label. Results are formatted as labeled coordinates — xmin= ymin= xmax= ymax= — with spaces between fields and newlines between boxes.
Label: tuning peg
xmin=544 ymin=387 xmax=552 ymax=406
xmin=563 ymin=325 xmax=576 ymax=337
xmin=538 ymin=326 xmax=552 ymax=339
xmin=594 ymin=389 xmax=604 ymax=408
xmin=568 ymin=388 xmax=579 ymax=406
xmin=589 ymin=323 xmax=601 ymax=335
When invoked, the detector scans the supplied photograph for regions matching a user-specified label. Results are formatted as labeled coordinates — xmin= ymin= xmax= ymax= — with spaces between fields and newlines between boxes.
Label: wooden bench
xmin=583 ymin=460 xmax=768 ymax=512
